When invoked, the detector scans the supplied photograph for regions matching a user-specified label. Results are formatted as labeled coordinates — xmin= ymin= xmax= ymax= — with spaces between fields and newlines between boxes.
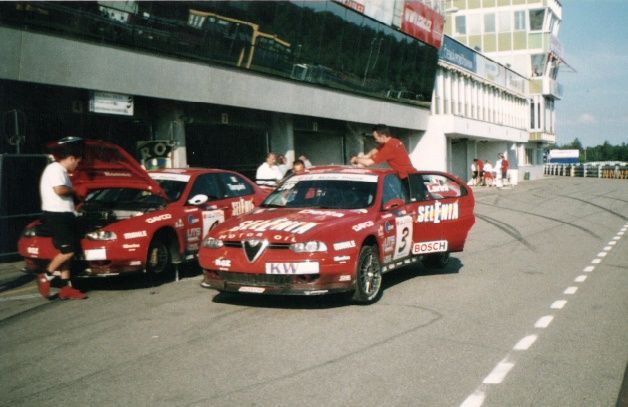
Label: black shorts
xmin=42 ymin=211 xmax=78 ymax=254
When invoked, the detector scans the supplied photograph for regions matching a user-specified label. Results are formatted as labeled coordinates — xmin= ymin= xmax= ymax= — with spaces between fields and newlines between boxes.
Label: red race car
xmin=198 ymin=166 xmax=475 ymax=304
xmin=19 ymin=140 xmax=267 ymax=277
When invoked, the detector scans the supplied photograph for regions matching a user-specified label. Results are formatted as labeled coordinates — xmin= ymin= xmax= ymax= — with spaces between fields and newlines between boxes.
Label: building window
xmin=455 ymin=15 xmax=466 ymax=35
xmin=514 ymin=10 xmax=526 ymax=31
xmin=531 ymin=54 xmax=546 ymax=77
xmin=530 ymin=101 xmax=535 ymax=129
xmin=484 ymin=13 xmax=495 ymax=33
xmin=498 ymin=11 xmax=511 ymax=33
xmin=468 ymin=14 xmax=481 ymax=35
xmin=529 ymin=9 xmax=545 ymax=31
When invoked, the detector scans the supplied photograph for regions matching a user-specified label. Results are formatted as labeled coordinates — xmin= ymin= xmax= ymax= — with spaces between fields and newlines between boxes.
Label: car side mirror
xmin=187 ymin=194 xmax=209 ymax=206
xmin=382 ymin=198 xmax=404 ymax=211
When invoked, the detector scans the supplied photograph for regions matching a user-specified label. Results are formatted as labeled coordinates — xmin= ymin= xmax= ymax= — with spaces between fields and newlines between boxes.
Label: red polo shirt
xmin=372 ymin=138 xmax=416 ymax=179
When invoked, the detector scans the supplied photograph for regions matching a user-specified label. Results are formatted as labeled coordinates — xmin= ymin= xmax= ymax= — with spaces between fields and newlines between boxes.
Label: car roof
xmin=149 ymin=167 xmax=240 ymax=176
xmin=304 ymin=165 xmax=394 ymax=177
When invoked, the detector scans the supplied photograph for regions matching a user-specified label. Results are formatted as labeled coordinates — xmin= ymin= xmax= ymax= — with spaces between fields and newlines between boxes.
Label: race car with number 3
xmin=198 ymin=166 xmax=475 ymax=303
xmin=19 ymin=140 xmax=267 ymax=277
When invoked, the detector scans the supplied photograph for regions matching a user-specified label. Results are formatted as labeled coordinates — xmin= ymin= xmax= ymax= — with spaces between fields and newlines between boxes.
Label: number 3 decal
xmin=393 ymin=215 xmax=413 ymax=260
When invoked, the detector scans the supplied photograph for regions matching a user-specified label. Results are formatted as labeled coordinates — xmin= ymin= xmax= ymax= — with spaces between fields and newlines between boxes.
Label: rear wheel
xmin=146 ymin=237 xmax=171 ymax=275
xmin=352 ymin=245 xmax=383 ymax=304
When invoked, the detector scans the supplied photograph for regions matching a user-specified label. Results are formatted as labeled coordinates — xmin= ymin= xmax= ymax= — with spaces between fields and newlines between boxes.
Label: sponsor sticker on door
xmin=412 ymin=240 xmax=448 ymax=255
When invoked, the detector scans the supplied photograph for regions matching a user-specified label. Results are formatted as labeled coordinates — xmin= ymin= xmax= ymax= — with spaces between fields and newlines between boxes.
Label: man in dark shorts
xmin=37 ymin=137 xmax=87 ymax=300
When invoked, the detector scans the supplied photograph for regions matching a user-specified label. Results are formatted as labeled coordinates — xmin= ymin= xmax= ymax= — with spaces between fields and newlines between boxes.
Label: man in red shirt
xmin=351 ymin=124 xmax=416 ymax=179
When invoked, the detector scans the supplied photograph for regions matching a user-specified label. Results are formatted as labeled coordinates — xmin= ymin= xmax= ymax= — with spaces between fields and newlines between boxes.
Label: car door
xmin=406 ymin=173 xmax=446 ymax=256
xmin=378 ymin=174 xmax=415 ymax=264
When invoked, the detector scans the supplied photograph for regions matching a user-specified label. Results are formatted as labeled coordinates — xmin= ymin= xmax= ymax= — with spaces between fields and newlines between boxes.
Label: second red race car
xmin=198 ymin=166 xmax=475 ymax=304
xmin=18 ymin=140 xmax=267 ymax=277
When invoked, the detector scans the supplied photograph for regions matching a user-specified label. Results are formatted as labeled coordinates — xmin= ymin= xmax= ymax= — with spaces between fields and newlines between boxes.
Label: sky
xmin=556 ymin=0 xmax=628 ymax=147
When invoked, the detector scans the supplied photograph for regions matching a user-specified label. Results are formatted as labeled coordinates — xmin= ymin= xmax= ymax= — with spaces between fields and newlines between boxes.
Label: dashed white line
xmin=513 ymin=335 xmax=538 ymax=351
xmin=603 ymin=246 xmax=612 ymax=251
xmin=592 ymin=258 xmax=602 ymax=264
xmin=483 ymin=360 xmax=515 ymax=384
xmin=597 ymin=251 xmax=607 ymax=257
xmin=608 ymin=241 xmax=617 ymax=246
xmin=583 ymin=266 xmax=595 ymax=272
xmin=564 ymin=286 xmax=578 ymax=295
xmin=551 ymin=300 xmax=567 ymax=309
xmin=535 ymin=315 xmax=554 ymax=328
xmin=575 ymin=275 xmax=587 ymax=283
xmin=612 ymin=236 xmax=621 ymax=240
xmin=618 ymin=231 xmax=625 ymax=236
xmin=460 ymin=390 xmax=486 ymax=407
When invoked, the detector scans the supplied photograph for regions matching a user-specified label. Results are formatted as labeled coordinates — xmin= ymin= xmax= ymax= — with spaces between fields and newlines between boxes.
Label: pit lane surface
xmin=1 ymin=177 xmax=626 ymax=407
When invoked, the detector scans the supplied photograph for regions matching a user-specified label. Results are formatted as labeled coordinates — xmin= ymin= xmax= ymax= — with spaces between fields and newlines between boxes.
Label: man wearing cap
xmin=350 ymin=124 xmax=416 ymax=179
xmin=37 ymin=137 xmax=87 ymax=300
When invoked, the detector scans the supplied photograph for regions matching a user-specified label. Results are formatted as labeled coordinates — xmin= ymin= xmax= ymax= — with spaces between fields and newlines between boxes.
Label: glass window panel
xmin=455 ymin=15 xmax=466 ymax=35
xmin=498 ymin=11 xmax=511 ymax=32
xmin=484 ymin=13 xmax=495 ymax=33
xmin=468 ymin=14 xmax=481 ymax=35
xmin=514 ymin=10 xmax=526 ymax=31
xmin=529 ymin=9 xmax=545 ymax=31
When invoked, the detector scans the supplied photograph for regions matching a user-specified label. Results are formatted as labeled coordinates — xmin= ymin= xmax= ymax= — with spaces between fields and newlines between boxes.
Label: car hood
xmin=49 ymin=139 xmax=167 ymax=200
xmin=212 ymin=206 xmax=372 ymax=242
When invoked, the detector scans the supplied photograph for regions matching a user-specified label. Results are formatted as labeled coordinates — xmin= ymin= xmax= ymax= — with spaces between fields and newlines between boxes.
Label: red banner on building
xmin=400 ymin=1 xmax=444 ymax=49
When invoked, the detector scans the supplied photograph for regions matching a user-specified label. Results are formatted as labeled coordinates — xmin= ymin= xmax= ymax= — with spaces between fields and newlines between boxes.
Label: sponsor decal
xmin=230 ymin=218 xmax=318 ymax=235
xmin=129 ymin=261 xmax=142 ymax=266
xmin=186 ymin=227 xmax=202 ymax=242
xmin=27 ymin=247 xmax=39 ymax=255
xmin=351 ymin=209 xmax=368 ymax=214
xmin=427 ymin=183 xmax=449 ymax=193
xmin=184 ymin=208 xmax=199 ymax=213
xmin=227 ymin=183 xmax=246 ymax=191
xmin=187 ymin=243 xmax=199 ymax=252
xmin=239 ymin=286 xmax=265 ymax=293
xmin=352 ymin=221 xmax=374 ymax=232
xmin=334 ymin=255 xmax=350 ymax=263
xmin=149 ymin=172 xmax=191 ymax=182
xmin=85 ymin=248 xmax=107 ymax=261
xmin=188 ymin=215 xmax=199 ymax=224
xmin=378 ymin=225 xmax=384 ymax=237
xmin=381 ymin=213 xmax=393 ymax=219
xmin=231 ymin=199 xmax=255 ymax=216
xmin=382 ymin=236 xmax=395 ymax=253
xmin=416 ymin=201 xmax=459 ymax=224
xmin=122 ymin=244 xmax=140 ymax=249
xmin=265 ymin=262 xmax=320 ymax=275
xmin=202 ymin=209 xmax=225 ymax=237
xmin=383 ymin=255 xmax=393 ymax=263
xmin=338 ymin=275 xmax=352 ymax=282
xmin=393 ymin=215 xmax=413 ymax=260
xmin=333 ymin=240 xmax=356 ymax=251
xmin=299 ymin=209 xmax=345 ymax=218
xmin=214 ymin=258 xmax=231 ymax=268
xmin=103 ymin=171 xmax=132 ymax=177
xmin=124 ymin=230 xmax=148 ymax=239
xmin=385 ymin=221 xmax=393 ymax=233
xmin=412 ymin=240 xmax=449 ymax=255
xmin=146 ymin=213 xmax=172 ymax=223
xmin=175 ymin=219 xmax=184 ymax=228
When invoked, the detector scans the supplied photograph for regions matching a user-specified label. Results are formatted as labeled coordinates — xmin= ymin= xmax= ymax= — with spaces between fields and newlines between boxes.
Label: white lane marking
xmin=583 ymin=266 xmax=595 ymax=272
xmin=592 ymin=258 xmax=602 ymax=264
xmin=460 ymin=390 xmax=486 ymax=407
xmin=564 ymin=286 xmax=578 ymax=295
xmin=597 ymin=252 xmax=607 ymax=257
xmin=618 ymin=231 xmax=625 ymax=236
xmin=551 ymin=300 xmax=567 ymax=309
xmin=575 ymin=275 xmax=587 ymax=283
xmin=535 ymin=315 xmax=554 ymax=328
xmin=513 ymin=335 xmax=538 ymax=351
xmin=612 ymin=236 xmax=621 ymax=240
xmin=483 ymin=360 xmax=515 ymax=384
xmin=603 ymin=246 xmax=612 ymax=251
xmin=608 ymin=241 xmax=617 ymax=246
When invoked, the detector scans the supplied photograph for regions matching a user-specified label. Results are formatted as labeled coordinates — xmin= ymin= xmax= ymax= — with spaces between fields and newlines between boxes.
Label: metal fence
xmin=544 ymin=164 xmax=628 ymax=180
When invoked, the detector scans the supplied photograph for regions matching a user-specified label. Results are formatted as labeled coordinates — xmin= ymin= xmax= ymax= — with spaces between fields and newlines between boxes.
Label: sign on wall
xmin=89 ymin=91 xmax=134 ymax=116
xmin=400 ymin=1 xmax=444 ymax=48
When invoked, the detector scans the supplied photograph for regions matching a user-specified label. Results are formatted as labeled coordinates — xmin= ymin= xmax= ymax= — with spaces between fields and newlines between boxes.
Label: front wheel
xmin=352 ymin=245 xmax=383 ymax=304
xmin=146 ymin=237 xmax=171 ymax=275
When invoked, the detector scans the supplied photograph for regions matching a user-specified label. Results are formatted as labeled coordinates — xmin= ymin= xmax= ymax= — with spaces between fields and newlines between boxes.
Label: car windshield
xmin=262 ymin=173 xmax=377 ymax=209
xmin=84 ymin=188 xmax=167 ymax=207
xmin=153 ymin=179 xmax=187 ymax=201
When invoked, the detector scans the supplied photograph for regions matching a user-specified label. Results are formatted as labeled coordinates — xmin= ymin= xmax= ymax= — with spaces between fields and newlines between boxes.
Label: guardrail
xmin=544 ymin=164 xmax=628 ymax=179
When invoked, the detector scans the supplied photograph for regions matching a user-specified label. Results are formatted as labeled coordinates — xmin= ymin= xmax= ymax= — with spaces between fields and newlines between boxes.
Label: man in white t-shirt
xmin=37 ymin=137 xmax=87 ymax=300
xmin=256 ymin=152 xmax=283 ymax=187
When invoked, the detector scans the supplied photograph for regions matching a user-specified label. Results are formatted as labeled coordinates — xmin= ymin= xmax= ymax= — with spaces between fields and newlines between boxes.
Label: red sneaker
xmin=36 ymin=273 xmax=51 ymax=299
xmin=58 ymin=285 xmax=87 ymax=300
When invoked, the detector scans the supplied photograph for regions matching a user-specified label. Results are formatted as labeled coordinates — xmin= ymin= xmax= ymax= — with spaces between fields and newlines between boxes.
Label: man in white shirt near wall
xmin=37 ymin=137 xmax=87 ymax=300
xmin=256 ymin=152 xmax=283 ymax=187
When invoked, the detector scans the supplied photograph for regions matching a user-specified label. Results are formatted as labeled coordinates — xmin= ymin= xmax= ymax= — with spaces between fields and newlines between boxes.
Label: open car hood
xmin=48 ymin=139 xmax=167 ymax=200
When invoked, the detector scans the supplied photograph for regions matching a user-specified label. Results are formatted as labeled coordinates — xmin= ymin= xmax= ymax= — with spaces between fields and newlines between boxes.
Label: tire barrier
xmin=544 ymin=164 xmax=628 ymax=179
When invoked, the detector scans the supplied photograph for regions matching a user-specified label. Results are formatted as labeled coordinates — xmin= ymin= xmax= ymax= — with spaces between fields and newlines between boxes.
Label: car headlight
xmin=22 ymin=226 xmax=37 ymax=237
xmin=85 ymin=230 xmax=117 ymax=241
xmin=290 ymin=241 xmax=327 ymax=253
xmin=202 ymin=237 xmax=224 ymax=249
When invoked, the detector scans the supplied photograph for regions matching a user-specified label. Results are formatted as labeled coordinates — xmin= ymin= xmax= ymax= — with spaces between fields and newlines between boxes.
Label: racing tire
xmin=352 ymin=245 xmax=383 ymax=304
xmin=146 ymin=237 xmax=171 ymax=276
xmin=422 ymin=252 xmax=450 ymax=269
